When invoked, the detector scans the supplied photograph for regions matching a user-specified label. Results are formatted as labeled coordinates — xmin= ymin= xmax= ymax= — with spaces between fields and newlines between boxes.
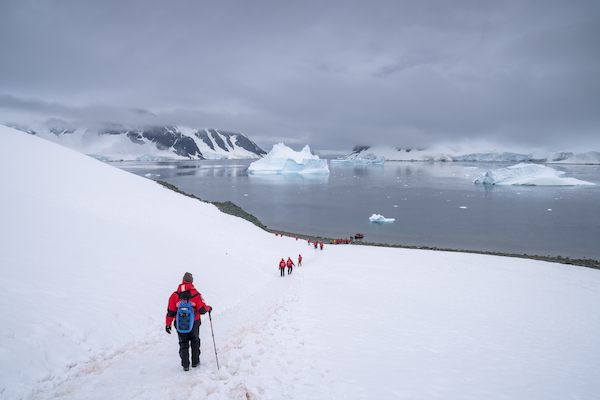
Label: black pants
xmin=178 ymin=318 xmax=201 ymax=368
xmin=280 ymin=267 xmax=285 ymax=276
xmin=288 ymin=266 xmax=293 ymax=275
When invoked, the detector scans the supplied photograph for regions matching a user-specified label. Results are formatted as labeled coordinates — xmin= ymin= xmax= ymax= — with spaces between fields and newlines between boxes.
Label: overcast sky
xmin=1 ymin=0 xmax=599 ymax=152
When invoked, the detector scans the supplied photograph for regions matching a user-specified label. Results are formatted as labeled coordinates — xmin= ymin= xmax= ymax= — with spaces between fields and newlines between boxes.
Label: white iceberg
xmin=330 ymin=156 xmax=385 ymax=166
xmin=473 ymin=163 xmax=595 ymax=186
xmin=247 ymin=143 xmax=330 ymax=174
xmin=369 ymin=214 xmax=395 ymax=223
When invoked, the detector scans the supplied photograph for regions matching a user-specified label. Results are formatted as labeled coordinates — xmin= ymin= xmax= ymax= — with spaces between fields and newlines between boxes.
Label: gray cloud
xmin=1 ymin=0 xmax=599 ymax=152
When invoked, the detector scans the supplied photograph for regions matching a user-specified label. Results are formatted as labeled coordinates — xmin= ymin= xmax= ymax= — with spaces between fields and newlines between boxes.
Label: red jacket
xmin=166 ymin=281 xmax=211 ymax=326
xmin=279 ymin=259 xmax=286 ymax=269
xmin=287 ymin=258 xmax=295 ymax=267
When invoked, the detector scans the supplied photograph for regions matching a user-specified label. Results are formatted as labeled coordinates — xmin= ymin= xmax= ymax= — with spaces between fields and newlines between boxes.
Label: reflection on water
xmin=114 ymin=160 xmax=600 ymax=260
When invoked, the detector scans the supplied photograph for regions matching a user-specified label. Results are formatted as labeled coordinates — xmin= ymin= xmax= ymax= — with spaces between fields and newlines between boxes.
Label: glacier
xmin=247 ymin=143 xmax=330 ymax=174
xmin=347 ymin=145 xmax=600 ymax=164
xmin=473 ymin=163 xmax=596 ymax=186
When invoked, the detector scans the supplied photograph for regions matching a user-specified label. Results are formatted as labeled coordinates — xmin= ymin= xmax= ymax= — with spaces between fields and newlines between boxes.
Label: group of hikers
xmin=329 ymin=238 xmax=351 ymax=244
xmin=307 ymin=239 xmax=324 ymax=249
xmin=279 ymin=255 xmax=301 ymax=276
xmin=165 ymin=231 xmax=362 ymax=371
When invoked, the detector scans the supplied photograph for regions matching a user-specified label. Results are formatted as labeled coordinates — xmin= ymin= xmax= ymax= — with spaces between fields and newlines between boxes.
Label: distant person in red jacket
xmin=308 ymin=239 xmax=311 ymax=246
xmin=287 ymin=257 xmax=295 ymax=275
xmin=165 ymin=272 xmax=212 ymax=371
xmin=298 ymin=254 xmax=302 ymax=266
xmin=320 ymin=241 xmax=323 ymax=250
xmin=279 ymin=258 xmax=286 ymax=277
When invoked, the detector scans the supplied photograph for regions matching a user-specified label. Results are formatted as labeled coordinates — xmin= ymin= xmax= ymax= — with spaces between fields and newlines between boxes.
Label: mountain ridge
xmin=8 ymin=124 xmax=267 ymax=161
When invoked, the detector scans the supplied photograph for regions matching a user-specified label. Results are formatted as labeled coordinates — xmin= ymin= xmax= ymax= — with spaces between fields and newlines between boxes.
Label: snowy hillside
xmin=7 ymin=125 xmax=266 ymax=161
xmin=347 ymin=145 xmax=600 ymax=164
xmin=1 ymin=125 xmax=600 ymax=400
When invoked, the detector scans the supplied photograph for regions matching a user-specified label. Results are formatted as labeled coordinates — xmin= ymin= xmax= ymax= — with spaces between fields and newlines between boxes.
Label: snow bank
xmin=247 ymin=142 xmax=329 ymax=174
xmin=369 ymin=213 xmax=395 ymax=223
xmin=473 ymin=163 xmax=596 ymax=186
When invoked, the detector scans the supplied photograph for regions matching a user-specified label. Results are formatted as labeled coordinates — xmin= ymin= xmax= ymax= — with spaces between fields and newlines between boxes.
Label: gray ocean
xmin=115 ymin=160 xmax=600 ymax=260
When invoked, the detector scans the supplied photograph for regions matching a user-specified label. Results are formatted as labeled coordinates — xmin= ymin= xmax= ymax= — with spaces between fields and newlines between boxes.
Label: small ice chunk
xmin=369 ymin=214 xmax=395 ymax=223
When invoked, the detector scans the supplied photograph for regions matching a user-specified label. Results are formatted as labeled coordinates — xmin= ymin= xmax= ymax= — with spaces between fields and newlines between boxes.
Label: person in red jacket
xmin=279 ymin=258 xmax=286 ymax=277
xmin=165 ymin=272 xmax=212 ymax=371
xmin=287 ymin=257 xmax=295 ymax=275
xmin=298 ymin=254 xmax=302 ymax=266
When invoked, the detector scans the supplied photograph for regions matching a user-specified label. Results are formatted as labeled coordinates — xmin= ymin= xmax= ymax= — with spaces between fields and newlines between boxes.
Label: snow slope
xmin=1 ymin=126 xmax=600 ymax=400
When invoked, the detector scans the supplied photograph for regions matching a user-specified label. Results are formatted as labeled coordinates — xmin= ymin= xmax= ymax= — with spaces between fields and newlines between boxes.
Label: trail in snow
xmin=31 ymin=251 xmax=334 ymax=400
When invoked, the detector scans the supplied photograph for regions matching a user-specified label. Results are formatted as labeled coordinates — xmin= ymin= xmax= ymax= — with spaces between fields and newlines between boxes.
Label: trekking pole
xmin=209 ymin=312 xmax=220 ymax=369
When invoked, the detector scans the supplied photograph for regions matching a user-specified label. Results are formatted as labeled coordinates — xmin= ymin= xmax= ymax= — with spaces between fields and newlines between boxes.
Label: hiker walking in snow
xmin=287 ymin=257 xmax=295 ymax=275
xmin=279 ymin=258 xmax=286 ymax=277
xmin=298 ymin=254 xmax=302 ymax=266
xmin=320 ymin=241 xmax=323 ymax=250
xmin=165 ymin=272 xmax=212 ymax=371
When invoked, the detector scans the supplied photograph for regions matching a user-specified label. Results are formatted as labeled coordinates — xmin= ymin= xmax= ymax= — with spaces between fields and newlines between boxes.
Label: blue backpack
xmin=176 ymin=298 xmax=195 ymax=333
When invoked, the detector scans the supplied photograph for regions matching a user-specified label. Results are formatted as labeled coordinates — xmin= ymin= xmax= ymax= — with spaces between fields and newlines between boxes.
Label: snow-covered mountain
xmin=347 ymin=145 xmax=600 ymax=164
xmin=8 ymin=125 xmax=267 ymax=161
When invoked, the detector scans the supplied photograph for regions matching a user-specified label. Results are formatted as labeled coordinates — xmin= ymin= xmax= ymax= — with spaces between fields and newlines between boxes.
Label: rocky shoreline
xmin=156 ymin=180 xmax=600 ymax=271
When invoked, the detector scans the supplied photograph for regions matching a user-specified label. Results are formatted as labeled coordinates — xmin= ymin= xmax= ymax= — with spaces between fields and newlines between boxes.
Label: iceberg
xmin=473 ymin=163 xmax=595 ymax=186
xmin=330 ymin=156 xmax=385 ymax=166
xmin=247 ymin=143 xmax=330 ymax=174
xmin=369 ymin=214 xmax=395 ymax=223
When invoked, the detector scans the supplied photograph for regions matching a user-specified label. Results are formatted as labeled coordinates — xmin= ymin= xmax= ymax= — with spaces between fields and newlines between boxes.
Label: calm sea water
xmin=114 ymin=160 xmax=600 ymax=260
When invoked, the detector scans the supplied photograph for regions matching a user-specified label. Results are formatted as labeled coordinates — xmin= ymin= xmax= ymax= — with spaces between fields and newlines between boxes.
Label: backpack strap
xmin=177 ymin=290 xmax=199 ymax=300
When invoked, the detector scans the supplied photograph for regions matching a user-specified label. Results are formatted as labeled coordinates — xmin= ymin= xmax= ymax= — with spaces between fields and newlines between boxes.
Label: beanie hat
xmin=183 ymin=272 xmax=193 ymax=283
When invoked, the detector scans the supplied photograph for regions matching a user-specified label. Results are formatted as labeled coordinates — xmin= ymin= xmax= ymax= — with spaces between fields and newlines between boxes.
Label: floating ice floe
xmin=247 ymin=143 xmax=330 ymax=174
xmin=369 ymin=214 xmax=395 ymax=223
xmin=330 ymin=156 xmax=385 ymax=166
xmin=473 ymin=163 xmax=595 ymax=186
xmin=144 ymin=173 xmax=161 ymax=178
